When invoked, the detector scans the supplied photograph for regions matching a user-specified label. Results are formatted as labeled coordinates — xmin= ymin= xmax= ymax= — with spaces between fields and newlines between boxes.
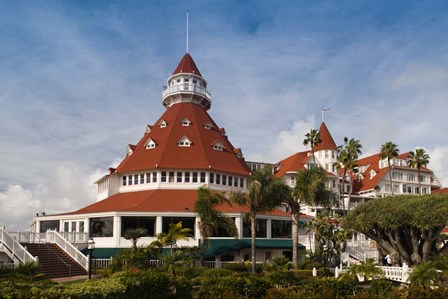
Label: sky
xmin=1 ymin=0 xmax=448 ymax=230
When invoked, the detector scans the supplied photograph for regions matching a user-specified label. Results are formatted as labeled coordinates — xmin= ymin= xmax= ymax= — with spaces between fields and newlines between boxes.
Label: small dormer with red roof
xmin=162 ymin=53 xmax=211 ymax=111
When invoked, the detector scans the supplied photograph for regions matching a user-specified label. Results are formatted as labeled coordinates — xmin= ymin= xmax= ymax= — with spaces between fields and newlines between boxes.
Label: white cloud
xmin=427 ymin=146 xmax=448 ymax=187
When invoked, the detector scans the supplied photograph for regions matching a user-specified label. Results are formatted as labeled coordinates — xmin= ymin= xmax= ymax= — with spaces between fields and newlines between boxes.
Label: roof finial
xmin=322 ymin=106 xmax=330 ymax=122
xmin=186 ymin=10 xmax=189 ymax=53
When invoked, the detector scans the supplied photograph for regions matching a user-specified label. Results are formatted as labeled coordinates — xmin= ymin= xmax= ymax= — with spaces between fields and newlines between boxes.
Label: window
xmin=90 ymin=217 xmax=113 ymax=237
xmin=169 ymin=172 xmax=175 ymax=183
xmin=159 ymin=120 xmax=167 ymax=128
xmin=40 ymin=220 xmax=60 ymax=233
xmin=332 ymin=151 xmax=335 ymax=158
xmin=134 ymin=175 xmax=138 ymax=185
xmin=228 ymin=176 xmax=233 ymax=186
xmin=152 ymin=172 xmax=157 ymax=183
xmin=185 ymin=172 xmax=190 ymax=183
xmin=240 ymin=178 xmax=244 ymax=188
xmin=64 ymin=222 xmax=69 ymax=232
xmin=212 ymin=141 xmax=225 ymax=151
xmin=181 ymin=118 xmax=191 ymax=126
xmin=200 ymin=172 xmax=206 ymax=183
xmin=422 ymin=187 xmax=428 ymax=194
xmin=161 ymin=172 xmax=167 ymax=182
xmin=210 ymin=173 xmax=214 ymax=184
xmin=408 ymin=174 xmax=415 ymax=181
xmin=146 ymin=173 xmax=151 ymax=183
xmin=403 ymin=184 xmax=407 ymax=193
xmin=325 ymin=151 xmax=329 ymax=158
xmin=122 ymin=176 xmax=127 ymax=186
xmin=121 ymin=217 xmax=155 ymax=237
xmin=177 ymin=172 xmax=182 ymax=183
xmin=385 ymin=184 xmax=391 ymax=191
xmin=393 ymin=184 xmax=399 ymax=192
xmin=71 ymin=221 xmax=76 ymax=232
xmin=234 ymin=177 xmax=238 ymax=187
xmin=407 ymin=186 xmax=412 ymax=194
xmin=325 ymin=164 xmax=329 ymax=171
xmin=332 ymin=179 xmax=336 ymax=188
xmin=212 ymin=218 xmax=236 ymax=237
xmin=128 ymin=175 xmax=133 ymax=185
xmin=162 ymin=217 xmax=195 ymax=237
xmin=193 ymin=79 xmax=197 ymax=84
xmin=79 ymin=221 xmax=84 ymax=233
xmin=140 ymin=174 xmax=145 ymax=184
xmin=419 ymin=175 xmax=425 ymax=183
xmin=204 ymin=123 xmax=212 ymax=129
xmin=243 ymin=219 xmax=267 ymax=238
xmin=222 ymin=175 xmax=227 ymax=185
xmin=145 ymin=138 xmax=156 ymax=149
xmin=178 ymin=136 xmax=192 ymax=147
xmin=271 ymin=220 xmax=292 ymax=238
xmin=415 ymin=187 xmax=420 ymax=194
xmin=192 ymin=172 xmax=198 ymax=183
xmin=176 ymin=79 xmax=181 ymax=83
xmin=216 ymin=174 xmax=221 ymax=185
xmin=392 ymin=172 xmax=402 ymax=180
xmin=184 ymin=78 xmax=190 ymax=82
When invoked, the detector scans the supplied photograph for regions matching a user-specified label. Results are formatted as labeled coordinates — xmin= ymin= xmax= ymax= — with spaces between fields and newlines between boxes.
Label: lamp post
xmin=87 ymin=238 xmax=95 ymax=279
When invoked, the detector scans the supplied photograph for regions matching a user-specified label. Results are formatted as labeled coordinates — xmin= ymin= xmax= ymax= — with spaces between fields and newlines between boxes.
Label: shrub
xmin=303 ymin=261 xmax=324 ymax=270
xmin=223 ymin=261 xmax=263 ymax=273
xmin=369 ymin=278 xmax=393 ymax=296
xmin=199 ymin=274 xmax=272 ymax=299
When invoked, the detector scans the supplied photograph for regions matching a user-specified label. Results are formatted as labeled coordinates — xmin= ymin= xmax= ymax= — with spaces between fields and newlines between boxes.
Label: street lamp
xmin=87 ymin=238 xmax=95 ymax=279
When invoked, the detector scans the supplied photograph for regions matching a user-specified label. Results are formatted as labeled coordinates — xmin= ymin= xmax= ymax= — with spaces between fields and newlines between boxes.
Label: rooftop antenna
xmin=322 ymin=106 xmax=330 ymax=122
xmin=186 ymin=10 xmax=189 ymax=53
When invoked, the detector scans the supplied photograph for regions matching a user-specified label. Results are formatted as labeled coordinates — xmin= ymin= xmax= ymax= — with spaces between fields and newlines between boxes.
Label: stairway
xmin=22 ymin=243 xmax=87 ymax=278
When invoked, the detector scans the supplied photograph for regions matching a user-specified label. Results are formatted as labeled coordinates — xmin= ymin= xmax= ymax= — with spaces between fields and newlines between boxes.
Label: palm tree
xmin=408 ymin=148 xmax=430 ymax=195
xmin=156 ymin=221 xmax=192 ymax=253
xmin=194 ymin=186 xmax=238 ymax=266
xmin=287 ymin=167 xmax=337 ymax=267
xmin=335 ymin=137 xmax=362 ymax=215
xmin=303 ymin=129 xmax=322 ymax=166
xmin=230 ymin=166 xmax=291 ymax=274
xmin=380 ymin=142 xmax=400 ymax=196
xmin=123 ymin=227 xmax=148 ymax=254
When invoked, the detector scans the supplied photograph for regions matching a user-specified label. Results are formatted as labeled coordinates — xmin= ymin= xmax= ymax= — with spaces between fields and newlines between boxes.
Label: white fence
xmin=92 ymin=258 xmax=113 ymax=269
xmin=0 ymin=227 xmax=38 ymax=265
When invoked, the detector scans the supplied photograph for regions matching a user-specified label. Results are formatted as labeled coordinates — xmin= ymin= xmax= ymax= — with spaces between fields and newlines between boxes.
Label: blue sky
xmin=1 ymin=0 xmax=448 ymax=229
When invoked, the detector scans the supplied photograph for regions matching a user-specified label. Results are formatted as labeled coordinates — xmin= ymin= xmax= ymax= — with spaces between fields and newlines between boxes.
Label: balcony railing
xmin=162 ymin=84 xmax=211 ymax=100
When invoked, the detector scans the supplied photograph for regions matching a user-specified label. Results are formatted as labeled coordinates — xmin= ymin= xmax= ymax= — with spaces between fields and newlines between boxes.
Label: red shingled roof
xmin=173 ymin=53 xmax=202 ymax=76
xmin=115 ymin=102 xmax=250 ymax=176
xmin=433 ymin=188 xmax=448 ymax=194
xmin=351 ymin=151 xmax=433 ymax=193
xmin=274 ymin=151 xmax=311 ymax=177
xmin=314 ymin=122 xmax=338 ymax=151
xmin=61 ymin=189 xmax=291 ymax=217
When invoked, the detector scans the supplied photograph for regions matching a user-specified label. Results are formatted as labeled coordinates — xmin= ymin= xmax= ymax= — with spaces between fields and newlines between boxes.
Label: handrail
xmin=0 ymin=227 xmax=38 ymax=265
xmin=45 ymin=230 xmax=88 ymax=271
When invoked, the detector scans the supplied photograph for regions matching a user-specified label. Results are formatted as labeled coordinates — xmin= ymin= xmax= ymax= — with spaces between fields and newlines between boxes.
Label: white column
xmin=235 ymin=217 xmax=243 ymax=239
xmin=266 ymin=219 xmax=272 ymax=239
xmin=156 ymin=216 xmax=163 ymax=234
xmin=114 ymin=216 xmax=121 ymax=247
xmin=195 ymin=217 xmax=201 ymax=242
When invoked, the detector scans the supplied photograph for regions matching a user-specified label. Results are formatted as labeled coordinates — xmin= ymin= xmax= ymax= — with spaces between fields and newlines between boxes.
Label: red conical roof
xmin=172 ymin=53 xmax=202 ymax=76
xmin=314 ymin=122 xmax=337 ymax=151
xmin=115 ymin=102 xmax=250 ymax=175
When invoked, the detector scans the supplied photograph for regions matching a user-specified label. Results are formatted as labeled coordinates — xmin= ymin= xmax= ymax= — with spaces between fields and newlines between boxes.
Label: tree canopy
xmin=344 ymin=194 xmax=448 ymax=265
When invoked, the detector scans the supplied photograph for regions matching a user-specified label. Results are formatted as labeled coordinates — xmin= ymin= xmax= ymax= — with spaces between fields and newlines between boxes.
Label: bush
xmin=370 ymin=278 xmax=393 ymax=296
xmin=199 ymin=274 xmax=272 ymax=299
xmin=302 ymin=261 xmax=324 ymax=270
xmin=223 ymin=261 xmax=263 ymax=273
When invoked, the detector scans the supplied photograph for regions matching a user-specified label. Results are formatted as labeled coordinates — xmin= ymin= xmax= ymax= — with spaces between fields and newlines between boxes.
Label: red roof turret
xmin=172 ymin=53 xmax=202 ymax=76
xmin=314 ymin=122 xmax=337 ymax=151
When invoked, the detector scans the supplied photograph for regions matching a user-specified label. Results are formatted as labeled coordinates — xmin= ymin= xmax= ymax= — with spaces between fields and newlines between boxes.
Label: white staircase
xmin=0 ymin=227 xmax=38 ymax=265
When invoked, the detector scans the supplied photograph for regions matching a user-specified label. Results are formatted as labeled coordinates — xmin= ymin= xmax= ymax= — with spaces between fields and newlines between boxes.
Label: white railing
xmin=8 ymin=231 xmax=46 ymax=243
xmin=0 ymin=227 xmax=38 ymax=265
xmin=58 ymin=232 xmax=88 ymax=244
xmin=45 ymin=230 xmax=88 ymax=271
xmin=203 ymin=261 xmax=264 ymax=269
xmin=347 ymin=240 xmax=375 ymax=248
xmin=379 ymin=265 xmax=412 ymax=283
xmin=92 ymin=258 xmax=113 ymax=269
xmin=346 ymin=246 xmax=379 ymax=262
xmin=162 ymin=84 xmax=211 ymax=100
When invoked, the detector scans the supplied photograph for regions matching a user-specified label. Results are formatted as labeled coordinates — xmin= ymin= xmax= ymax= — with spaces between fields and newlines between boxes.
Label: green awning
xmin=204 ymin=239 xmax=305 ymax=257
xmin=81 ymin=247 xmax=124 ymax=258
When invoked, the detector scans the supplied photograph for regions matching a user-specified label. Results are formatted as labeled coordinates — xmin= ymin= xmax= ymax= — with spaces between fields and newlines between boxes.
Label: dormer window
xmin=219 ymin=128 xmax=227 ymax=137
xmin=370 ymin=170 xmax=376 ymax=179
xmin=234 ymin=148 xmax=244 ymax=159
xmin=204 ymin=122 xmax=213 ymax=130
xmin=126 ymin=144 xmax=135 ymax=156
xmin=178 ymin=135 xmax=192 ymax=147
xmin=181 ymin=118 xmax=191 ymax=126
xmin=212 ymin=141 xmax=225 ymax=151
xmin=145 ymin=138 xmax=156 ymax=149
xmin=159 ymin=120 xmax=167 ymax=128
xmin=145 ymin=125 xmax=152 ymax=133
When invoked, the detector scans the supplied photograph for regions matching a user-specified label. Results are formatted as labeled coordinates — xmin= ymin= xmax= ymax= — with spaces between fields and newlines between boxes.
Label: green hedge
xmin=199 ymin=274 xmax=272 ymax=299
